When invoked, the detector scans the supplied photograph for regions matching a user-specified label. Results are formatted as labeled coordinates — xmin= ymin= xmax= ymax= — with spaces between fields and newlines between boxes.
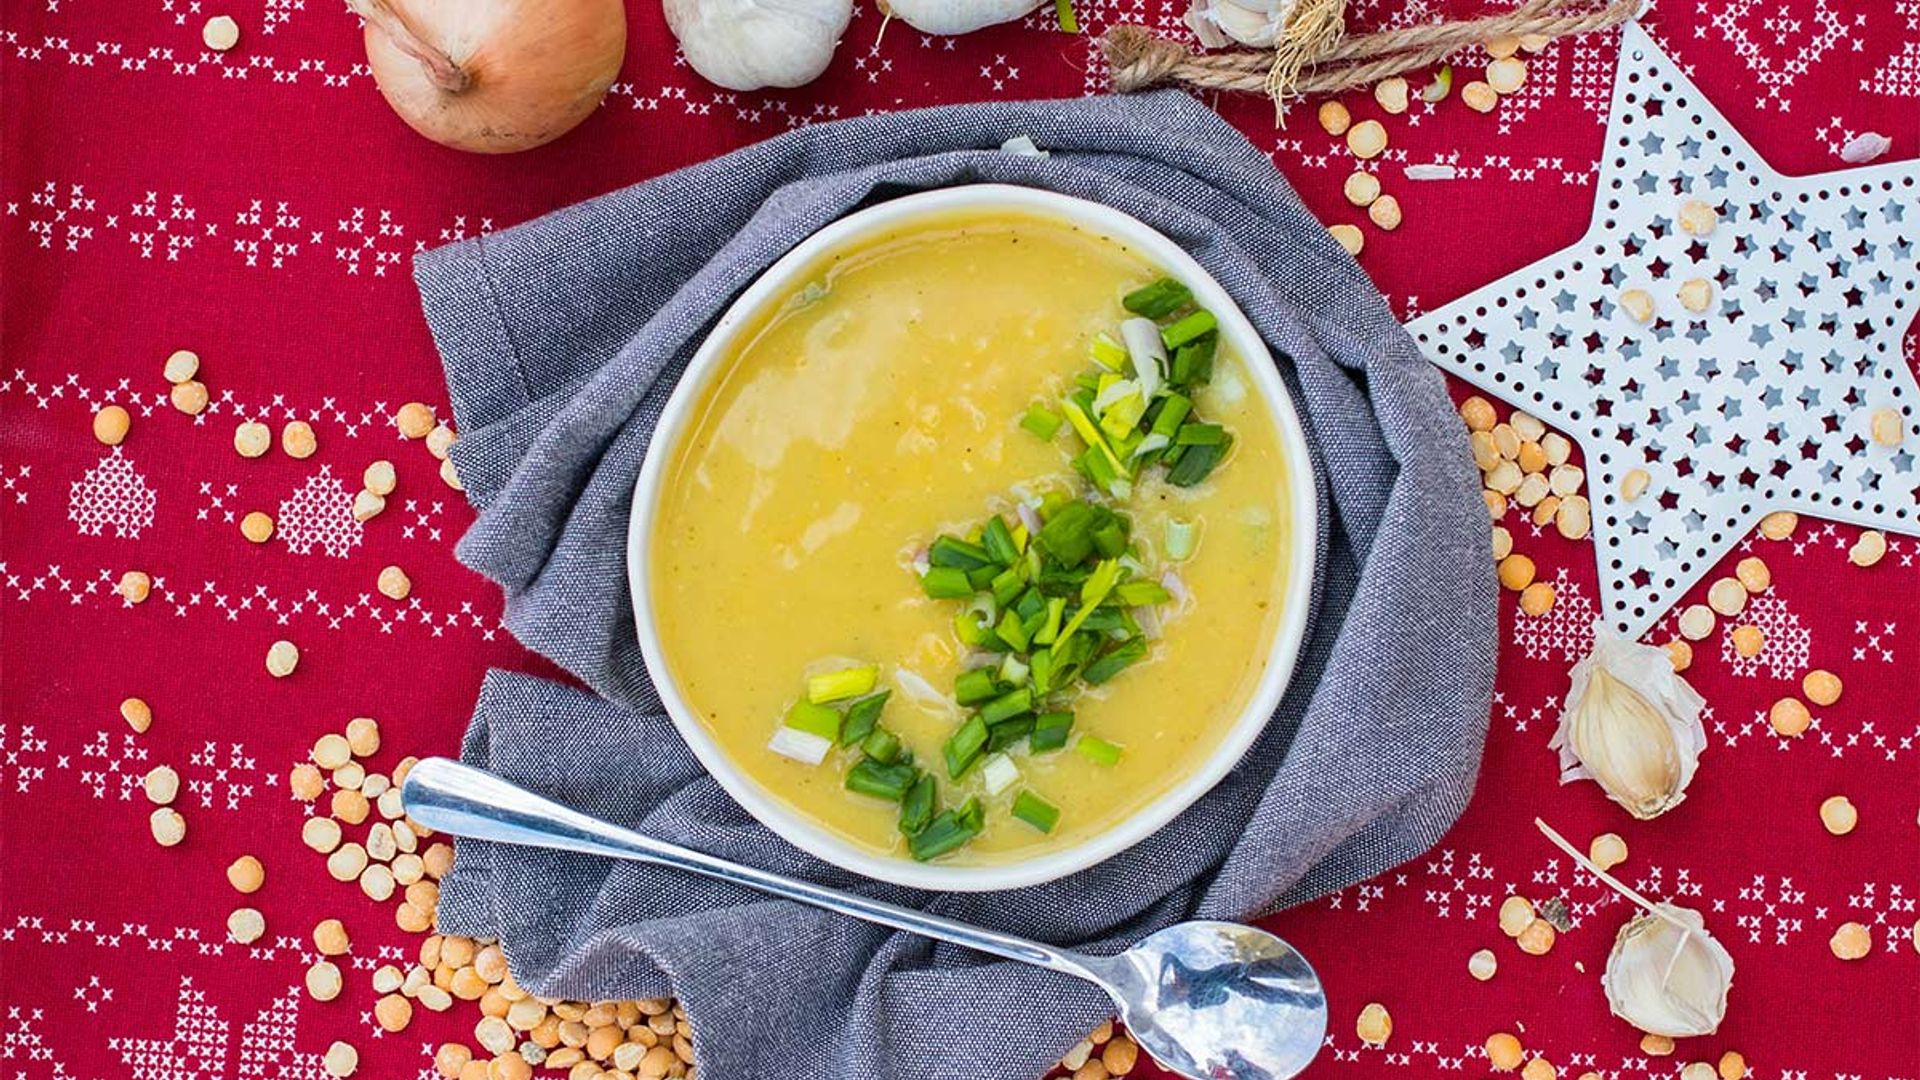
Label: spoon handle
xmin=402 ymin=757 xmax=1105 ymax=982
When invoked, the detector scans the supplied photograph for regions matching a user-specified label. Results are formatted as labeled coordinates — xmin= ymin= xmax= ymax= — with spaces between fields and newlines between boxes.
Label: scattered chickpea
xmin=227 ymin=855 xmax=265 ymax=894
xmin=170 ymin=380 xmax=210 ymax=415
xmin=378 ymin=565 xmax=412 ymax=600
xmin=1829 ymin=921 xmax=1871 ymax=960
xmin=93 ymin=405 xmax=132 ymax=446
xmin=150 ymin=807 xmax=186 ymax=846
xmin=1768 ymin=697 xmax=1811 ymax=737
xmin=1467 ymin=948 xmax=1497 ymax=981
xmin=1848 ymin=530 xmax=1887 ymax=568
xmin=1486 ymin=1032 xmax=1525 ymax=1071
xmin=1868 ymin=407 xmax=1904 ymax=447
xmin=1515 ymin=919 xmax=1556 ymax=955
xmin=1802 ymin=669 xmax=1842 ymax=706
xmin=1343 ymin=171 xmax=1382 ymax=207
xmin=1731 ymin=624 xmax=1765 ymax=658
xmin=233 ymin=420 xmax=271 ymax=458
xmin=1497 ymin=896 xmax=1535 ymax=937
xmin=1497 ymin=554 xmax=1536 ymax=592
xmin=1819 ymin=795 xmax=1858 ymax=836
xmin=265 ymin=639 xmax=300 ymax=677
xmin=1717 ymin=1051 xmax=1747 ymax=1080
xmin=1328 ymin=224 xmax=1365 ymax=256
xmin=277 ymin=421 xmax=317 ymax=459
xmin=1758 ymin=511 xmax=1797 ymax=540
xmin=118 ymin=570 xmax=153 ymax=604
xmin=1355 ymin=1002 xmax=1392 ymax=1047
xmin=241 ymin=511 xmax=274 ymax=543
xmin=1519 ymin=581 xmax=1555 ymax=617
xmin=1588 ymin=832 xmax=1627 ymax=871
xmin=1317 ymin=100 xmax=1352 ymax=136
xmin=322 ymin=1040 xmax=358 ymax=1078
xmin=121 ymin=697 xmax=153 ymax=733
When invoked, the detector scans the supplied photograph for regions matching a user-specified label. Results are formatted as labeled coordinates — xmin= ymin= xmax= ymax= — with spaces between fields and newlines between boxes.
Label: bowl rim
xmin=627 ymin=183 xmax=1318 ymax=891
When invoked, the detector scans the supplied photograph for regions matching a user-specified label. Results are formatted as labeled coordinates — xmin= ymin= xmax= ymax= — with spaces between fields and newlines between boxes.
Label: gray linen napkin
xmin=414 ymin=90 xmax=1496 ymax=1080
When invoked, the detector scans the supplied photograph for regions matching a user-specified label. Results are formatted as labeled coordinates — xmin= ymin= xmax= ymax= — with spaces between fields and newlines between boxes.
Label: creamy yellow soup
xmin=650 ymin=210 xmax=1292 ymax=863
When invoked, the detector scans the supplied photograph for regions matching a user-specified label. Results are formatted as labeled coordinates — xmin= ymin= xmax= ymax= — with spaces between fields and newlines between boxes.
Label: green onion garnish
xmin=979 ymin=687 xmax=1033 ymax=726
xmin=1054 ymin=0 xmax=1079 ymax=34
xmin=861 ymin=726 xmax=903 ymax=764
xmin=943 ymin=715 xmax=989 ymax=778
xmin=1089 ymin=334 xmax=1129 ymax=372
xmin=807 ymin=665 xmax=877 ymax=704
xmin=1160 ymin=309 xmax=1217 ymax=351
xmin=1011 ymin=790 xmax=1061 ymax=833
xmin=1114 ymin=580 xmax=1173 ymax=607
xmin=929 ymin=534 xmax=994 ymax=570
xmin=845 ymin=759 xmax=918 ymax=801
xmin=981 ymin=516 xmax=1020 ymax=566
xmin=899 ymin=774 xmax=935 ymax=835
xmin=839 ymin=691 xmax=889 ymax=746
xmin=1020 ymin=404 xmax=1064 ymax=441
xmin=1174 ymin=422 xmax=1227 ymax=446
xmin=1122 ymin=278 xmax=1192 ymax=320
xmin=920 ymin=565 xmax=973 ymax=599
xmin=1166 ymin=433 xmax=1231 ymax=487
xmin=1165 ymin=519 xmax=1199 ymax=561
xmin=1030 ymin=710 xmax=1074 ymax=752
xmin=908 ymin=803 xmax=982 ymax=861
xmin=953 ymin=667 xmax=1000 ymax=706
xmin=1075 ymin=735 xmax=1123 ymax=766
xmin=986 ymin=714 xmax=1035 ymax=752
xmin=1170 ymin=335 xmax=1216 ymax=386
xmin=784 ymin=700 xmax=841 ymax=741
xmin=1084 ymin=637 xmax=1148 ymax=684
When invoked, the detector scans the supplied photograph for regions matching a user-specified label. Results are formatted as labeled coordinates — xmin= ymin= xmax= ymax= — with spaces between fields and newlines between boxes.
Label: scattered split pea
xmin=93 ymin=405 xmax=131 ymax=446
xmin=265 ymin=639 xmax=300 ymax=677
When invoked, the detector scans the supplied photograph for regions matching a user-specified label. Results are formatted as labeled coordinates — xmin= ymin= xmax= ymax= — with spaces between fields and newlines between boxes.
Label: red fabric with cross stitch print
xmin=1 ymin=2 xmax=1915 ymax=1079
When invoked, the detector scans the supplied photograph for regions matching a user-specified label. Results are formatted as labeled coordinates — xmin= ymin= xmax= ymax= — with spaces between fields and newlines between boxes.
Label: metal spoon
xmin=403 ymin=758 xmax=1327 ymax=1080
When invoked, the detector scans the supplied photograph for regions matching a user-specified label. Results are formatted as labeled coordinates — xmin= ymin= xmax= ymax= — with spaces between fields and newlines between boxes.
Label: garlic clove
xmin=880 ymin=0 xmax=1047 ymax=35
xmin=1186 ymin=0 xmax=1297 ymax=47
xmin=664 ymin=0 xmax=852 ymax=92
xmin=1549 ymin=624 xmax=1706 ymax=819
xmin=1603 ymin=903 xmax=1734 ymax=1038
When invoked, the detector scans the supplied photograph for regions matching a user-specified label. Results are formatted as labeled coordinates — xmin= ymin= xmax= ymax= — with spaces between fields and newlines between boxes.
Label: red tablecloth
xmin=3 ymin=2 xmax=1915 ymax=1078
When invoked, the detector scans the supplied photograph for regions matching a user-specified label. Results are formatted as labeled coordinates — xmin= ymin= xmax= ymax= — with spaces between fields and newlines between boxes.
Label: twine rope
xmin=1106 ymin=0 xmax=1640 ymax=108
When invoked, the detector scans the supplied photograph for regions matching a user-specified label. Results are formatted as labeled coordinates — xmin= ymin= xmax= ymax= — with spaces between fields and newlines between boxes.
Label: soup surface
xmin=649 ymin=209 xmax=1292 ymax=862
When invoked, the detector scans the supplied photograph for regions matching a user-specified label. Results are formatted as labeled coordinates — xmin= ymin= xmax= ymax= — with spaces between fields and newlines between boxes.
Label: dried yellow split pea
xmin=1554 ymin=496 xmax=1591 ymax=540
xmin=93 ymin=405 xmax=131 ymax=446
xmin=1490 ymin=525 xmax=1513 ymax=561
xmin=1515 ymin=919 xmax=1555 ymax=955
xmin=1522 ymin=1058 xmax=1558 ymax=1080
xmin=121 ymin=697 xmax=153 ymax=733
xmin=1768 ymin=697 xmax=1811 ymax=737
xmin=1497 ymin=554 xmax=1535 ymax=592
xmin=1677 ymin=199 xmax=1718 ymax=237
xmin=346 ymin=716 xmax=381 ymax=756
xmin=144 ymin=764 xmax=180 ymax=805
xmin=233 ymin=420 xmax=271 ymax=458
xmin=1588 ymin=832 xmax=1627 ymax=871
xmin=1487 ymin=1033 xmax=1524 ymax=1071
xmin=1618 ymin=288 xmax=1655 ymax=322
xmin=1621 ymin=467 xmax=1650 ymax=501
xmin=227 ymin=907 xmax=265 ymax=944
xmin=150 ymin=807 xmax=186 ymax=846
xmin=1717 ymin=1052 xmax=1747 ymax=1080
xmin=1869 ymin=407 xmax=1904 ymax=447
xmin=118 ymin=570 xmax=152 ymax=604
xmin=1519 ymin=581 xmax=1555 ymax=617
xmin=1731 ymin=624 xmax=1764 ymax=658
xmin=364 ymin=460 xmax=396 ymax=496
xmin=1467 ymin=948 xmax=1497 ymax=980
xmin=227 ymin=855 xmax=264 ymax=893
xmin=397 ymin=402 xmax=438 ymax=439
xmin=1819 ymin=795 xmax=1857 ymax=835
xmin=1347 ymin=119 xmax=1388 ymax=160
xmin=1680 ymin=1064 xmax=1715 ymax=1080
xmin=1355 ymin=1002 xmax=1392 ymax=1047
xmin=1848 ymin=530 xmax=1887 ymax=567
xmin=1677 ymin=604 xmax=1716 ymax=641
xmin=1665 ymin=638 xmax=1692 ymax=671
xmin=302 ymin=816 xmax=342 ymax=853
xmin=1460 ymin=397 xmax=1498 ymax=432
xmin=1707 ymin=577 xmax=1747 ymax=616
xmin=1328 ymin=224 xmax=1364 ymax=256
xmin=1734 ymin=555 xmax=1771 ymax=593
xmin=1343 ymin=171 xmax=1382 ymax=207
xmin=1462 ymin=81 xmax=1498 ymax=112
xmin=322 ymin=1040 xmax=358 ymax=1078
xmin=1802 ymin=669 xmax=1842 ymax=706
xmin=1497 ymin=895 xmax=1534 ymax=936
xmin=1758 ymin=511 xmax=1797 ymax=540
xmin=1677 ymin=277 xmax=1715 ymax=313
xmin=439 ymin=457 xmax=463 ymax=491
xmin=282 ymin=421 xmax=317 ymax=459
xmin=1829 ymin=921 xmax=1871 ymax=960
xmin=241 ymin=511 xmax=274 ymax=544
xmin=1486 ymin=57 xmax=1527 ymax=94
xmin=1317 ymin=100 xmax=1352 ymax=136
xmin=1486 ymin=34 xmax=1520 ymax=59
xmin=426 ymin=424 xmax=457 ymax=460
xmin=202 ymin=15 xmax=240 ymax=51
xmin=1641 ymin=1033 xmax=1675 ymax=1056
xmin=1374 ymin=77 xmax=1409 ymax=114
xmin=1368 ymin=195 xmax=1403 ymax=231
xmin=170 ymin=380 xmax=209 ymax=415
xmin=377 ymin=565 xmax=411 ymax=600
xmin=265 ymin=639 xmax=299 ymax=677
xmin=163 ymin=349 xmax=201 ymax=383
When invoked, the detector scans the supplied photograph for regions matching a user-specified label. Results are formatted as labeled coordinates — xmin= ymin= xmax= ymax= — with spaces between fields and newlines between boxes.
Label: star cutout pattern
xmin=1408 ymin=22 xmax=1920 ymax=637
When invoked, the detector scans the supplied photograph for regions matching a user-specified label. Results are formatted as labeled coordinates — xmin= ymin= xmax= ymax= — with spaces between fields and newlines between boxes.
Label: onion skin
xmin=353 ymin=0 xmax=627 ymax=154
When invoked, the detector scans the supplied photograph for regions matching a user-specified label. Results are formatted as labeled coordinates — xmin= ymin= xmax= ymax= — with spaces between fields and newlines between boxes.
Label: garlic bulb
xmin=664 ymin=0 xmax=851 ymax=91
xmin=349 ymin=0 xmax=627 ymax=154
xmin=879 ymin=0 xmax=1047 ymax=35
xmin=1185 ymin=0 xmax=1302 ymax=47
xmin=1604 ymin=904 xmax=1735 ymax=1037
xmin=1549 ymin=625 xmax=1706 ymax=819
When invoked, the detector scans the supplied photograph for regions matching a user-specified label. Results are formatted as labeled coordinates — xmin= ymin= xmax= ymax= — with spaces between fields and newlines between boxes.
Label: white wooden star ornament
xmin=1407 ymin=22 xmax=1920 ymax=638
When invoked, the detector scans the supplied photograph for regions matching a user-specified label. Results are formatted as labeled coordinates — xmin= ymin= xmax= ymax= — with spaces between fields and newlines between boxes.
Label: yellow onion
xmin=349 ymin=0 xmax=626 ymax=154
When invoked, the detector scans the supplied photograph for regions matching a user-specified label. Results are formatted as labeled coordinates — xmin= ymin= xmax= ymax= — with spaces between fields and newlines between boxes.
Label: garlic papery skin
xmin=879 ymin=0 xmax=1046 ymax=35
xmin=1604 ymin=904 xmax=1735 ymax=1037
xmin=350 ymin=0 xmax=627 ymax=154
xmin=1185 ymin=0 xmax=1300 ymax=47
xmin=664 ymin=0 xmax=851 ymax=91
xmin=1549 ymin=625 xmax=1706 ymax=819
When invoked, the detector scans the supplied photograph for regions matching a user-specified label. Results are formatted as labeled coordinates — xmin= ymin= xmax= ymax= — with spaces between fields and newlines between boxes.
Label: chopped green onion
xmin=845 ymin=759 xmax=918 ymax=801
xmin=1174 ymin=422 xmax=1227 ymax=446
xmin=994 ymin=609 xmax=1031 ymax=651
xmin=943 ymin=715 xmax=989 ymax=778
xmin=784 ymin=700 xmax=841 ymax=741
xmin=1166 ymin=518 xmax=1200 ymax=561
xmin=1020 ymin=404 xmax=1063 ymax=441
xmin=908 ymin=802 xmax=982 ymax=861
xmin=1036 ymin=501 xmax=1098 ymax=567
xmin=1059 ymin=398 xmax=1127 ymax=479
xmin=1030 ymin=710 xmax=1074 ymax=752
xmin=839 ymin=691 xmax=889 ymax=746
xmin=953 ymin=667 xmax=1000 ymax=706
xmin=953 ymin=607 xmax=994 ymax=647
xmin=1114 ymin=580 xmax=1172 ymax=607
xmin=1029 ymin=647 xmax=1057 ymax=695
xmin=979 ymin=687 xmax=1033 ymax=726
xmin=1031 ymin=596 xmax=1066 ymax=647
xmin=1091 ymin=519 xmax=1128 ymax=559
xmin=1084 ymin=637 xmax=1148 ymax=684
xmin=1059 ymin=559 xmax=1123 ymax=640
xmin=986 ymin=714 xmax=1034 ymax=752
xmin=899 ymin=774 xmax=935 ymax=835
xmin=1166 ymin=434 xmax=1231 ymax=487
xmin=990 ymin=566 xmax=1025 ymax=608
xmin=998 ymin=653 xmax=1029 ymax=686
xmin=1011 ymin=790 xmax=1061 ymax=832
xmin=921 ymin=566 xmax=973 ymax=599
xmin=1160 ymin=309 xmax=1217 ymax=351
xmin=1170 ymin=335 xmax=1217 ymax=386
xmin=929 ymin=535 xmax=994 ymax=570
xmin=1122 ymin=278 xmax=1192 ymax=320
xmin=1076 ymin=735 xmax=1123 ymax=766
xmin=807 ymin=665 xmax=878 ymax=704
xmin=965 ymin=563 xmax=1001 ymax=591
xmin=1089 ymin=334 xmax=1129 ymax=372
xmin=981 ymin=752 xmax=1020 ymax=795
xmin=767 ymin=726 xmax=833 ymax=765
xmin=1054 ymin=0 xmax=1079 ymax=34
xmin=981 ymin=516 xmax=1020 ymax=566
xmin=861 ymin=726 xmax=903 ymax=764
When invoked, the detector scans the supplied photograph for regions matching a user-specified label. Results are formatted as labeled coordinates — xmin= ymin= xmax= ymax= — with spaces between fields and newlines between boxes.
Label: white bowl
xmin=628 ymin=184 xmax=1318 ymax=891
